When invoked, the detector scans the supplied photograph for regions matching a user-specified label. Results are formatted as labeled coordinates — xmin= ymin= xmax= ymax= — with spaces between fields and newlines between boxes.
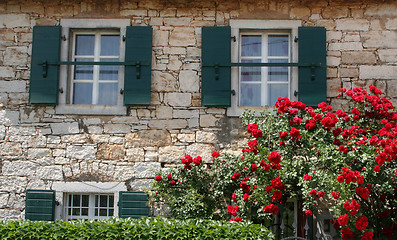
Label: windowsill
xmin=227 ymin=106 xmax=274 ymax=117
xmin=56 ymin=104 xmax=127 ymax=115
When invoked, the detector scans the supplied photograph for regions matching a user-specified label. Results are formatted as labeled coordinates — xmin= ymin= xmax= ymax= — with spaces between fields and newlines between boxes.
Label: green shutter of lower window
xmin=25 ymin=190 xmax=56 ymax=221
xmin=201 ymin=26 xmax=231 ymax=107
xmin=298 ymin=26 xmax=327 ymax=107
xmin=118 ymin=191 xmax=149 ymax=218
xmin=124 ymin=26 xmax=152 ymax=106
xmin=29 ymin=26 xmax=61 ymax=105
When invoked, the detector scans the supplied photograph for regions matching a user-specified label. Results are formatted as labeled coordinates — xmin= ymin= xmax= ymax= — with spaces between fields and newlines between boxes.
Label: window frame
xmin=227 ymin=20 xmax=301 ymax=116
xmin=56 ymin=19 xmax=130 ymax=115
xmin=65 ymin=193 xmax=115 ymax=220
xmin=52 ymin=181 xmax=127 ymax=220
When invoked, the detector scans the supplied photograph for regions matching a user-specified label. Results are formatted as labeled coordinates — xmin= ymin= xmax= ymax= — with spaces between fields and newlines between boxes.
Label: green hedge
xmin=0 ymin=217 xmax=274 ymax=240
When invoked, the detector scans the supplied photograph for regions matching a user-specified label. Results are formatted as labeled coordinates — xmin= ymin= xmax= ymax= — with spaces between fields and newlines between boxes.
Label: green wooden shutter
xmin=124 ymin=26 xmax=152 ymax=106
xmin=29 ymin=26 xmax=61 ymax=105
xmin=201 ymin=26 xmax=231 ymax=107
xmin=118 ymin=191 xmax=149 ymax=218
xmin=298 ymin=26 xmax=327 ymax=106
xmin=25 ymin=189 xmax=55 ymax=221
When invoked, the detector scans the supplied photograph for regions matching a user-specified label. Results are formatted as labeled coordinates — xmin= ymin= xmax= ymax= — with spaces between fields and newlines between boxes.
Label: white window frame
xmin=65 ymin=193 xmax=115 ymax=220
xmin=56 ymin=19 xmax=130 ymax=115
xmin=52 ymin=181 xmax=127 ymax=220
xmin=227 ymin=20 xmax=301 ymax=116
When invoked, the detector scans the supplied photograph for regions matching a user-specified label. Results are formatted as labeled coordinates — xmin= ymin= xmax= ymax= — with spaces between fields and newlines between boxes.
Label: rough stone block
xmin=159 ymin=146 xmax=186 ymax=163
xmin=51 ymin=122 xmax=79 ymax=135
xmin=173 ymin=109 xmax=199 ymax=119
xmin=36 ymin=166 xmax=63 ymax=181
xmin=66 ymin=145 xmax=96 ymax=160
xmin=0 ymin=142 xmax=22 ymax=156
xmin=0 ymin=66 xmax=15 ymax=78
xmin=0 ymin=176 xmax=27 ymax=193
xmin=103 ymin=124 xmax=130 ymax=133
xmin=0 ymin=110 xmax=19 ymax=125
xmin=200 ymin=114 xmax=218 ymax=127
xmin=179 ymin=70 xmax=199 ymax=92
xmin=322 ymin=6 xmax=348 ymax=19
xmin=113 ymin=165 xmax=135 ymax=181
xmin=164 ymin=17 xmax=191 ymax=26
xmin=134 ymin=162 xmax=161 ymax=179
xmin=28 ymin=148 xmax=51 ymax=159
xmin=385 ymin=18 xmax=397 ymax=30
xmin=97 ymin=144 xmax=125 ymax=160
xmin=126 ymin=130 xmax=171 ymax=147
xmin=149 ymin=119 xmax=188 ymax=129
xmin=2 ymin=161 xmax=36 ymax=176
xmin=196 ymin=131 xmax=217 ymax=143
xmin=365 ymin=4 xmax=397 ymax=17
xmin=128 ymin=179 xmax=153 ymax=191
xmin=164 ymin=92 xmax=191 ymax=107
xmin=360 ymin=66 xmax=397 ymax=80
xmin=169 ymin=27 xmax=195 ymax=46
xmin=0 ymin=80 xmax=26 ymax=93
xmin=290 ymin=7 xmax=311 ymax=19
xmin=339 ymin=68 xmax=359 ymax=78
xmin=0 ymin=14 xmax=30 ymax=28
xmin=125 ymin=147 xmax=145 ymax=162
xmin=153 ymin=30 xmax=169 ymax=47
xmin=4 ymin=46 xmax=28 ymax=66
xmin=156 ymin=105 xmax=173 ymax=119
xmin=151 ymin=71 xmax=178 ymax=92
xmin=336 ymin=19 xmax=369 ymax=31
xmin=361 ymin=31 xmax=397 ymax=49
xmin=186 ymin=143 xmax=215 ymax=163
xmin=341 ymin=51 xmax=376 ymax=65
xmin=379 ymin=49 xmax=397 ymax=64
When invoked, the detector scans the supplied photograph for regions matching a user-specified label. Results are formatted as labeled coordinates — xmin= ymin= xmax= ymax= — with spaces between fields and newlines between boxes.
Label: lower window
xmin=65 ymin=193 xmax=114 ymax=220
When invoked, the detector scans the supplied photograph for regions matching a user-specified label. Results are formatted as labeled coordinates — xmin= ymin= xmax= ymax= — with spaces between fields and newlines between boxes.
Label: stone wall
xmin=0 ymin=0 xmax=396 ymax=219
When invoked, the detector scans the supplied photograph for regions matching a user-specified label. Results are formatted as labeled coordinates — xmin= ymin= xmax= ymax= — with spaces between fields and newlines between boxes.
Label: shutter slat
xmin=201 ymin=26 xmax=231 ymax=107
xmin=25 ymin=190 xmax=55 ymax=221
xmin=119 ymin=191 xmax=149 ymax=218
xmin=124 ymin=26 xmax=152 ymax=106
xmin=298 ymin=26 xmax=327 ymax=106
xmin=29 ymin=26 xmax=61 ymax=105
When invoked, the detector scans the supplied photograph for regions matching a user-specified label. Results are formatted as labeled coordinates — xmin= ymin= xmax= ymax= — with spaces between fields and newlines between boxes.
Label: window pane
xmin=95 ymin=209 xmax=98 ymax=216
xmin=72 ymin=195 xmax=80 ymax=207
xmin=109 ymin=195 xmax=114 ymax=208
xmin=99 ymin=209 xmax=107 ymax=216
xmin=99 ymin=58 xmax=118 ymax=80
xmin=101 ymin=35 xmax=120 ymax=56
xmin=240 ymin=84 xmax=261 ymax=106
xmin=109 ymin=209 xmax=114 ymax=216
xmin=82 ymin=195 xmax=89 ymax=207
xmin=75 ymin=35 xmax=95 ymax=55
xmin=241 ymin=35 xmax=261 ymax=57
xmin=100 ymin=195 xmax=108 ymax=207
xmin=73 ymin=83 xmax=93 ymax=104
xmin=81 ymin=208 xmax=88 ymax=216
xmin=74 ymin=59 xmax=94 ymax=80
xmin=95 ymin=195 xmax=99 ymax=207
xmin=268 ymin=35 xmax=289 ymax=57
xmin=72 ymin=208 xmax=80 ymax=216
xmin=241 ymin=59 xmax=261 ymax=82
xmin=268 ymin=84 xmax=288 ymax=107
xmin=98 ymin=83 xmax=117 ymax=105
xmin=268 ymin=59 xmax=288 ymax=82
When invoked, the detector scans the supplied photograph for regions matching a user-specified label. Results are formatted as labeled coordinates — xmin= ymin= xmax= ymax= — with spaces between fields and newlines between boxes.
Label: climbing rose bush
xmin=152 ymin=85 xmax=396 ymax=239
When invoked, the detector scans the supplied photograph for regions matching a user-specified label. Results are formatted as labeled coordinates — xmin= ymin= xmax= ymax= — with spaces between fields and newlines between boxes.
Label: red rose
xmin=155 ymin=175 xmax=162 ymax=181
xmin=235 ymin=216 xmax=242 ymax=222
xmin=251 ymin=164 xmax=257 ymax=171
xmin=309 ymin=189 xmax=317 ymax=195
xmin=243 ymin=193 xmax=249 ymax=202
xmin=341 ymin=228 xmax=354 ymax=240
xmin=231 ymin=172 xmax=241 ymax=180
xmin=303 ymin=174 xmax=311 ymax=181
xmin=305 ymin=210 xmax=313 ymax=216
xmin=362 ymin=231 xmax=373 ymax=240
xmin=193 ymin=156 xmax=202 ymax=166
xmin=318 ymin=190 xmax=325 ymax=198
xmin=272 ymin=190 xmax=282 ymax=201
xmin=355 ymin=215 xmax=368 ymax=231
xmin=373 ymin=165 xmax=380 ymax=172
xmin=267 ymin=151 xmax=281 ymax=164
xmin=331 ymin=192 xmax=340 ymax=200
xmin=212 ymin=151 xmax=220 ymax=158
xmin=170 ymin=180 xmax=176 ymax=185
xmin=252 ymin=128 xmax=263 ymax=138
xmin=167 ymin=174 xmax=172 ymax=180
xmin=338 ymin=214 xmax=349 ymax=226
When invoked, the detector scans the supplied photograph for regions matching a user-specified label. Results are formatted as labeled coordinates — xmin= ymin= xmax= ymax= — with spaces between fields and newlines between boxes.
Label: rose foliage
xmin=151 ymin=86 xmax=396 ymax=239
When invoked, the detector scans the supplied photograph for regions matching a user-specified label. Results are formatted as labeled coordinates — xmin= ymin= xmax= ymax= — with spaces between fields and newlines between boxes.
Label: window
xmin=228 ymin=20 xmax=301 ymax=116
xmin=29 ymin=19 xmax=153 ymax=115
xmin=71 ymin=31 xmax=120 ymax=105
xmin=239 ymin=32 xmax=291 ymax=107
xmin=65 ymin=193 xmax=115 ymax=220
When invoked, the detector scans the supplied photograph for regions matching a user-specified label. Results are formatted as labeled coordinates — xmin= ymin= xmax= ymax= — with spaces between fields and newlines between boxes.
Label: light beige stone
xmin=360 ymin=66 xmax=397 ymax=80
xmin=327 ymin=78 xmax=341 ymax=98
xmin=385 ymin=19 xmax=397 ymax=30
xmin=173 ymin=109 xmax=199 ymax=119
xmin=103 ymin=124 xmax=130 ymax=133
xmin=326 ymin=31 xmax=342 ymax=41
xmin=196 ymin=131 xmax=217 ymax=143
xmin=0 ymin=67 xmax=14 ymax=78
xmin=327 ymin=56 xmax=340 ymax=67
xmin=164 ymin=92 xmax=191 ymax=107
xmin=164 ymin=17 xmax=191 ymax=26
xmin=365 ymin=4 xmax=397 ymax=17
xmin=120 ymin=9 xmax=147 ymax=16
xmin=169 ymin=27 xmax=195 ymax=46
xmin=339 ymin=68 xmax=359 ymax=78
xmin=335 ymin=19 xmax=369 ymax=31
xmin=186 ymin=143 xmax=215 ymax=163
xmin=149 ymin=119 xmax=188 ymax=129
xmin=159 ymin=145 xmax=186 ymax=163
xmin=290 ymin=7 xmax=311 ymax=19
xmin=328 ymin=42 xmax=363 ymax=51
xmin=156 ymin=105 xmax=173 ymax=119
xmin=200 ymin=114 xmax=218 ymax=128
xmin=322 ymin=6 xmax=348 ymax=19
xmin=379 ymin=49 xmax=397 ymax=64
xmin=125 ymin=130 xmax=171 ymax=147
xmin=153 ymin=30 xmax=168 ymax=46
xmin=179 ymin=70 xmax=199 ymax=92
xmin=167 ymin=56 xmax=182 ymax=71
xmin=0 ymin=14 xmax=30 ymax=28
xmin=361 ymin=31 xmax=397 ymax=49
xmin=151 ymin=71 xmax=178 ymax=92
xmin=125 ymin=148 xmax=145 ymax=161
xmin=97 ymin=144 xmax=125 ymax=160
xmin=177 ymin=133 xmax=195 ymax=143
xmin=341 ymin=52 xmax=377 ymax=65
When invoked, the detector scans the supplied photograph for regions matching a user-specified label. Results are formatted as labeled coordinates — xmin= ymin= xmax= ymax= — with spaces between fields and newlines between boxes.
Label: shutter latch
xmin=215 ymin=64 xmax=219 ymax=80
xmin=136 ymin=61 xmax=141 ymax=79
xmin=42 ymin=61 xmax=48 ymax=78
xmin=120 ymin=89 xmax=124 ymax=94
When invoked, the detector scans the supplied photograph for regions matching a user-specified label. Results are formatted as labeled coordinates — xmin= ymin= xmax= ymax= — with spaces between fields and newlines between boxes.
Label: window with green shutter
xmin=25 ymin=189 xmax=56 ymax=221
xmin=29 ymin=20 xmax=153 ymax=115
xmin=118 ymin=191 xmax=149 ymax=218
xmin=203 ymin=21 xmax=327 ymax=116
